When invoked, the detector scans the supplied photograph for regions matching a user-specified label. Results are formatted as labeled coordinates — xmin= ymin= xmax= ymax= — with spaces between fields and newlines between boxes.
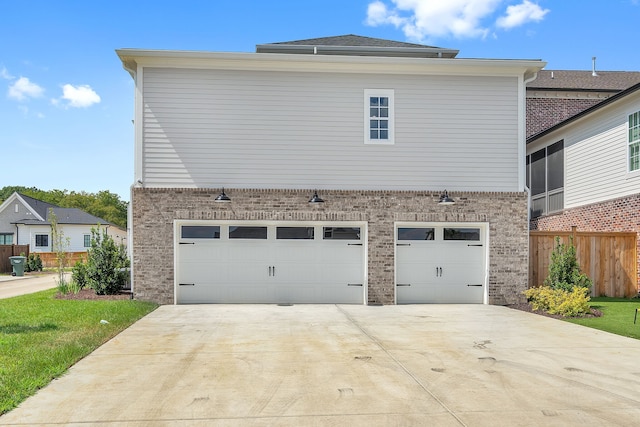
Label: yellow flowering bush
xmin=524 ymin=286 xmax=591 ymax=317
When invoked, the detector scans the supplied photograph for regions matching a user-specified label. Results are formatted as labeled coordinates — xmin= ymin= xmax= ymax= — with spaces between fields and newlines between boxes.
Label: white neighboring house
xmin=118 ymin=34 xmax=544 ymax=306
xmin=526 ymin=82 xmax=640 ymax=290
xmin=0 ymin=192 xmax=127 ymax=253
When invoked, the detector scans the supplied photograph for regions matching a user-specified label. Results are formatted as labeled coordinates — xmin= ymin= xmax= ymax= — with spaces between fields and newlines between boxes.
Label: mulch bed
xmin=507 ymin=302 xmax=603 ymax=319
xmin=55 ymin=288 xmax=133 ymax=301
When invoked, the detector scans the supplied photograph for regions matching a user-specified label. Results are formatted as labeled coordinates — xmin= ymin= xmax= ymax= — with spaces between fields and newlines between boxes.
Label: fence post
xmin=571 ymin=226 xmax=577 ymax=242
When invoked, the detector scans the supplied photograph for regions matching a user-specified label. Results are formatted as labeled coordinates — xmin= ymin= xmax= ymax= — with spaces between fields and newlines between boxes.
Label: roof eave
xmin=255 ymin=44 xmax=459 ymax=58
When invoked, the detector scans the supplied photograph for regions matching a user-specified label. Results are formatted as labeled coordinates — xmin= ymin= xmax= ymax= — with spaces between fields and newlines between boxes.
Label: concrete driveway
xmin=2 ymin=304 xmax=640 ymax=426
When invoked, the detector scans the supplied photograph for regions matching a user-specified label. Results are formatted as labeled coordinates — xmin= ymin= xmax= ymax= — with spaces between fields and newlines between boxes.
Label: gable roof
xmin=527 ymin=70 xmax=640 ymax=92
xmin=256 ymin=34 xmax=459 ymax=58
xmin=528 ymin=81 xmax=640 ymax=143
xmin=7 ymin=192 xmax=116 ymax=227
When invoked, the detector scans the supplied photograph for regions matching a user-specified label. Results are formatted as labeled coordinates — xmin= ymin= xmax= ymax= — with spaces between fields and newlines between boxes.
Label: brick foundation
xmin=530 ymin=193 xmax=640 ymax=290
xmin=132 ymin=188 xmax=529 ymax=305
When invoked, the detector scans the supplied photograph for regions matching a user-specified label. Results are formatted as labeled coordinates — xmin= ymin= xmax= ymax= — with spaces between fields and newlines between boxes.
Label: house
xmin=526 ymin=68 xmax=640 ymax=138
xmin=0 ymin=192 xmax=127 ymax=257
xmin=117 ymin=34 xmax=545 ymax=305
xmin=526 ymin=82 xmax=640 ymax=292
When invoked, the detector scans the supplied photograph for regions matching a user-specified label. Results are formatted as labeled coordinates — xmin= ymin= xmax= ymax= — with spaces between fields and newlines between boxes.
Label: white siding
xmin=141 ymin=68 xmax=520 ymax=192
xmin=527 ymin=91 xmax=640 ymax=208
xmin=16 ymin=224 xmax=123 ymax=252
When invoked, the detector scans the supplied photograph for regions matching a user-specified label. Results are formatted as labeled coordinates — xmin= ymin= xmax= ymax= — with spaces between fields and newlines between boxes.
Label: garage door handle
xmin=397 ymin=283 xmax=411 ymax=287
xmin=179 ymin=242 xmax=195 ymax=245
xmin=468 ymin=244 xmax=483 ymax=247
xmin=467 ymin=284 xmax=483 ymax=287
xmin=179 ymin=283 xmax=195 ymax=286
xmin=348 ymin=283 xmax=363 ymax=287
xmin=348 ymin=243 xmax=363 ymax=246
xmin=396 ymin=243 xmax=411 ymax=246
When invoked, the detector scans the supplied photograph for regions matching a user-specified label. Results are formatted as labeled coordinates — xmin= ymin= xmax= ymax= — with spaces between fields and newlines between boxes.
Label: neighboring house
xmin=117 ymin=34 xmax=544 ymax=305
xmin=526 ymin=83 xmax=640 ymax=291
xmin=526 ymin=68 xmax=640 ymax=138
xmin=0 ymin=192 xmax=127 ymax=253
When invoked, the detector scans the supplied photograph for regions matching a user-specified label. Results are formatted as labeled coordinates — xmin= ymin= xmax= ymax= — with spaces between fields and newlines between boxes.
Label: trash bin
xmin=9 ymin=256 xmax=27 ymax=277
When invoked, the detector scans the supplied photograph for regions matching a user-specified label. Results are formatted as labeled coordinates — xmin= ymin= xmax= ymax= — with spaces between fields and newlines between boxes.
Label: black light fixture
xmin=438 ymin=190 xmax=455 ymax=205
xmin=308 ymin=190 xmax=324 ymax=204
xmin=214 ymin=188 xmax=231 ymax=203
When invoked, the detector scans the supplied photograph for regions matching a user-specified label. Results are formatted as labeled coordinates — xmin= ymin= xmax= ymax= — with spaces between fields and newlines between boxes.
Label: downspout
xmin=121 ymin=58 xmax=138 ymax=298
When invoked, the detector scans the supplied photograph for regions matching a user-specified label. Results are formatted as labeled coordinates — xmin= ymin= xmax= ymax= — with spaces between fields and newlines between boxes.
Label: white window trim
xmin=364 ymin=89 xmax=394 ymax=145
xmin=628 ymin=110 xmax=640 ymax=173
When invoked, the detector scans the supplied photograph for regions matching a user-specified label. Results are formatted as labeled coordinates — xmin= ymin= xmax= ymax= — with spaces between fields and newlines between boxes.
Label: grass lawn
xmin=565 ymin=297 xmax=640 ymax=340
xmin=0 ymin=289 xmax=157 ymax=415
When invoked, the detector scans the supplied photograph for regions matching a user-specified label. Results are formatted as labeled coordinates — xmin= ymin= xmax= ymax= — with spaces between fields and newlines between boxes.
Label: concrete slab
xmin=2 ymin=304 xmax=640 ymax=426
xmin=0 ymin=273 xmax=60 ymax=299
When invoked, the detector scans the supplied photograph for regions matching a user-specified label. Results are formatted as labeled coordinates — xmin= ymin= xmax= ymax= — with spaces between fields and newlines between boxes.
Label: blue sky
xmin=2 ymin=0 xmax=639 ymax=202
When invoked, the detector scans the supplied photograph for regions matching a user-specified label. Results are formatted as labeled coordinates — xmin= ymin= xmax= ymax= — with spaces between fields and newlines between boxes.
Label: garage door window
xmin=276 ymin=227 xmax=314 ymax=239
xmin=323 ymin=227 xmax=360 ymax=240
xmin=398 ymin=227 xmax=435 ymax=240
xmin=182 ymin=226 xmax=220 ymax=239
xmin=229 ymin=226 xmax=267 ymax=239
xmin=443 ymin=228 xmax=480 ymax=241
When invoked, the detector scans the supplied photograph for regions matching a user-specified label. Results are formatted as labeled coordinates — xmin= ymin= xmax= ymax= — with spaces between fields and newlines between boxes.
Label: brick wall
xmin=531 ymin=193 xmax=640 ymax=290
xmin=526 ymin=98 xmax=601 ymax=138
xmin=132 ymin=188 xmax=529 ymax=305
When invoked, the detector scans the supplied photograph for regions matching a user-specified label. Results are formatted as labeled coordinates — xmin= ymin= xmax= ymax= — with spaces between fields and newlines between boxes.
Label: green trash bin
xmin=9 ymin=256 xmax=27 ymax=277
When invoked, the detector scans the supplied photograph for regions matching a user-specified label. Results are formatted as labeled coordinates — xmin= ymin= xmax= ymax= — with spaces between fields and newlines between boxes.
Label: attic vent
xmin=15 ymin=204 xmax=18 ymax=213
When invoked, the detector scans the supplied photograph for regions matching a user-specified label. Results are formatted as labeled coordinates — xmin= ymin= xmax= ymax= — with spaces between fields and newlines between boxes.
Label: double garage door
xmin=175 ymin=221 xmax=487 ymax=304
xmin=176 ymin=221 xmax=366 ymax=304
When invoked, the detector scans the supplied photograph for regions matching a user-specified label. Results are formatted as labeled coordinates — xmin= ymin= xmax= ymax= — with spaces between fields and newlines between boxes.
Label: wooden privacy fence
xmin=38 ymin=252 xmax=88 ymax=268
xmin=0 ymin=245 xmax=30 ymax=273
xmin=529 ymin=229 xmax=638 ymax=297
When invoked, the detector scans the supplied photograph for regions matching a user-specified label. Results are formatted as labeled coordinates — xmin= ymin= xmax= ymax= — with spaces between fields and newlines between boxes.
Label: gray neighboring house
xmin=0 ymin=192 xmax=127 ymax=253
xmin=117 ymin=34 xmax=545 ymax=305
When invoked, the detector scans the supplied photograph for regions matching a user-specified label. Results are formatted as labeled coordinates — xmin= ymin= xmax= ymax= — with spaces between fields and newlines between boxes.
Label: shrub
xmin=544 ymin=236 xmax=592 ymax=291
xmin=23 ymin=253 xmax=43 ymax=272
xmin=71 ymin=260 xmax=88 ymax=290
xmin=524 ymin=286 xmax=591 ymax=317
xmin=85 ymin=228 xmax=129 ymax=295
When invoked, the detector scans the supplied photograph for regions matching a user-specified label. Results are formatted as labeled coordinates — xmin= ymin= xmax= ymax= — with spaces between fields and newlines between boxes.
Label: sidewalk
xmin=0 ymin=273 xmax=61 ymax=299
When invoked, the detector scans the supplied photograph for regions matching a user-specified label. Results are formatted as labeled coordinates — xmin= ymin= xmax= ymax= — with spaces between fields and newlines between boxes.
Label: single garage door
xmin=396 ymin=223 xmax=487 ymax=304
xmin=175 ymin=221 xmax=366 ymax=304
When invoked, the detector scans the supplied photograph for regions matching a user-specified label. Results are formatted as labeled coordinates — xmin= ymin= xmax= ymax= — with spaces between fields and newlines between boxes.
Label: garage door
xmin=396 ymin=223 xmax=487 ymax=304
xmin=175 ymin=221 xmax=366 ymax=304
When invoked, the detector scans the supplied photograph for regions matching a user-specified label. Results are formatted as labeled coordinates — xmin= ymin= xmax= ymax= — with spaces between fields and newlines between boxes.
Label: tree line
xmin=0 ymin=186 xmax=128 ymax=229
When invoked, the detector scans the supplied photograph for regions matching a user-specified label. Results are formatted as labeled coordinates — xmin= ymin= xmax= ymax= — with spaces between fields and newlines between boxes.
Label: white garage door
xmin=175 ymin=221 xmax=366 ymax=304
xmin=396 ymin=223 xmax=487 ymax=304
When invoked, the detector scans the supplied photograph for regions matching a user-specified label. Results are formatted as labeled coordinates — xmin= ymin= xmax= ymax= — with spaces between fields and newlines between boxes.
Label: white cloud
xmin=366 ymin=0 xmax=549 ymax=42
xmin=496 ymin=0 xmax=549 ymax=29
xmin=58 ymin=84 xmax=101 ymax=108
xmin=1 ymin=66 xmax=13 ymax=80
xmin=8 ymin=76 xmax=44 ymax=101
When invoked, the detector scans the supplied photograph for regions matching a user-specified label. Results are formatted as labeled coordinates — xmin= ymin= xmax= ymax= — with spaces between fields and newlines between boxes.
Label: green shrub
xmin=86 ymin=228 xmax=129 ymax=295
xmin=544 ymin=236 xmax=592 ymax=291
xmin=524 ymin=286 xmax=591 ymax=317
xmin=71 ymin=260 xmax=88 ymax=290
xmin=27 ymin=253 xmax=43 ymax=272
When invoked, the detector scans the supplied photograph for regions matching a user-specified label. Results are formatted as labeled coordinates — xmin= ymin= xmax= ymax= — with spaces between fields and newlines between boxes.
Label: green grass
xmin=565 ymin=297 xmax=640 ymax=339
xmin=0 ymin=289 xmax=157 ymax=415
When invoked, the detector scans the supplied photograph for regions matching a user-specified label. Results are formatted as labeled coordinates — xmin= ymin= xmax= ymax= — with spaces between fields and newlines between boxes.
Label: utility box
xmin=9 ymin=256 xmax=27 ymax=277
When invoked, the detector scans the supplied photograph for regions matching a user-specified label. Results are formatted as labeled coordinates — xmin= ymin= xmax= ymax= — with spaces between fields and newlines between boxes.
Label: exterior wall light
xmin=308 ymin=191 xmax=324 ymax=204
xmin=438 ymin=190 xmax=455 ymax=205
xmin=215 ymin=188 xmax=231 ymax=202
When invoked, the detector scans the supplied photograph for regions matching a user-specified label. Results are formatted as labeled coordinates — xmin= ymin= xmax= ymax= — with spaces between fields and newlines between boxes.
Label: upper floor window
xmin=364 ymin=89 xmax=394 ymax=145
xmin=526 ymin=140 xmax=564 ymax=218
xmin=629 ymin=111 xmax=640 ymax=172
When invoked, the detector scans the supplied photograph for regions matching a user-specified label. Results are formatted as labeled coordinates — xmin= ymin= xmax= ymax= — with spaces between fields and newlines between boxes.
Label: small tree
xmin=544 ymin=236 xmax=592 ymax=291
xmin=85 ymin=227 xmax=129 ymax=295
xmin=49 ymin=209 xmax=71 ymax=291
